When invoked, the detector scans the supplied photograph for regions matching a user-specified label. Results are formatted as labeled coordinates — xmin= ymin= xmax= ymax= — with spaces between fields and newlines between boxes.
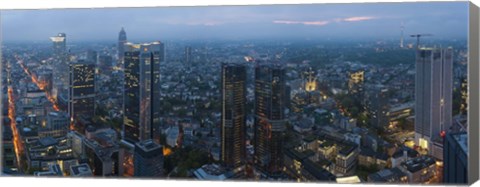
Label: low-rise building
xmin=358 ymin=148 xmax=388 ymax=169
xmin=399 ymin=156 xmax=437 ymax=183
xmin=70 ymin=163 xmax=93 ymax=177
xmin=193 ymin=164 xmax=233 ymax=180
xmin=368 ymin=167 xmax=408 ymax=183
xmin=335 ymin=144 xmax=359 ymax=176
xmin=26 ymin=136 xmax=76 ymax=172
xmin=33 ymin=164 xmax=63 ymax=176
xmin=283 ymin=147 xmax=336 ymax=182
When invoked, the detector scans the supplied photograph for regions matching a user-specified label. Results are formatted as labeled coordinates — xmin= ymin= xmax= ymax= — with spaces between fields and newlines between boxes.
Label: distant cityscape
xmin=1 ymin=4 xmax=469 ymax=185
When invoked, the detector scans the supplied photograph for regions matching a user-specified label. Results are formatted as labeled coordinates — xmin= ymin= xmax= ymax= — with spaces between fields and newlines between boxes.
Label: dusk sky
xmin=1 ymin=2 xmax=469 ymax=42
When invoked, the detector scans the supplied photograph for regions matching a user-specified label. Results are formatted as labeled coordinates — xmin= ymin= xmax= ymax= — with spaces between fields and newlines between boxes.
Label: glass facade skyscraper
xmin=221 ymin=63 xmax=247 ymax=169
xmin=68 ymin=59 xmax=96 ymax=130
xmin=253 ymin=63 xmax=287 ymax=177
xmin=414 ymin=47 xmax=453 ymax=160
xmin=134 ymin=139 xmax=164 ymax=177
xmin=123 ymin=41 xmax=165 ymax=145
xmin=118 ymin=28 xmax=127 ymax=64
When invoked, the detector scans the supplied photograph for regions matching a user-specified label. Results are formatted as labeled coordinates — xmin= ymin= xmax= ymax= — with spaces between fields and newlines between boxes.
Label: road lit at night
xmin=16 ymin=55 xmax=60 ymax=111
xmin=7 ymin=86 xmax=24 ymax=171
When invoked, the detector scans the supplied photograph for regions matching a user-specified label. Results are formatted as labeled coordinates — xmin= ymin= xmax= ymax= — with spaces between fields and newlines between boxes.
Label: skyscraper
xmin=368 ymin=87 xmax=389 ymax=130
xmin=50 ymin=33 xmax=69 ymax=91
xmin=122 ymin=41 xmax=165 ymax=145
xmin=68 ymin=59 xmax=96 ymax=131
xmin=221 ymin=63 xmax=247 ymax=169
xmin=50 ymin=33 xmax=67 ymax=63
xmin=443 ymin=132 xmax=467 ymax=184
xmin=118 ymin=28 xmax=127 ymax=64
xmin=253 ymin=63 xmax=287 ymax=177
xmin=134 ymin=139 xmax=164 ymax=177
xmin=414 ymin=47 xmax=453 ymax=160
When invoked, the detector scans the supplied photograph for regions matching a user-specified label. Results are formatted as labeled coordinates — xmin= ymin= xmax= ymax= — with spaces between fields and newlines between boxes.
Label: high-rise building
xmin=368 ymin=87 xmax=389 ymax=130
xmin=185 ymin=46 xmax=192 ymax=64
xmin=117 ymin=28 xmax=127 ymax=63
xmin=221 ymin=63 xmax=247 ymax=169
xmin=50 ymin=33 xmax=69 ymax=91
xmin=443 ymin=132 xmax=467 ymax=184
xmin=414 ymin=47 xmax=453 ymax=160
xmin=84 ymin=135 xmax=120 ymax=176
xmin=69 ymin=59 xmax=96 ymax=130
xmin=122 ymin=41 xmax=165 ymax=145
xmin=253 ymin=63 xmax=287 ymax=177
xmin=50 ymin=33 xmax=67 ymax=63
xmin=134 ymin=139 xmax=164 ymax=177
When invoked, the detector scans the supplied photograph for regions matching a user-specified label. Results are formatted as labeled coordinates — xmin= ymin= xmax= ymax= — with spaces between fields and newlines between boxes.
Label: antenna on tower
xmin=400 ymin=22 xmax=404 ymax=48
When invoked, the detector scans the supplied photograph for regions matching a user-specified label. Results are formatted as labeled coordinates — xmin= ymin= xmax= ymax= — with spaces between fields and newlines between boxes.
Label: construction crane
xmin=410 ymin=34 xmax=433 ymax=49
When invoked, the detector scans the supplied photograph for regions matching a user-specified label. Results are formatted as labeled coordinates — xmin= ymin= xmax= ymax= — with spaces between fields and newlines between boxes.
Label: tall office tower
xmin=50 ymin=33 xmax=69 ymax=90
xmin=51 ymin=33 xmax=67 ymax=63
xmin=221 ymin=63 xmax=247 ymax=169
xmin=443 ymin=132 xmax=467 ymax=184
xmin=117 ymin=28 xmax=127 ymax=64
xmin=184 ymin=46 xmax=192 ymax=64
xmin=415 ymin=47 xmax=453 ymax=160
xmin=253 ymin=63 xmax=287 ymax=177
xmin=69 ymin=59 xmax=96 ymax=131
xmin=368 ymin=87 xmax=389 ymax=129
xmin=134 ymin=139 xmax=164 ymax=177
xmin=122 ymin=41 xmax=165 ymax=145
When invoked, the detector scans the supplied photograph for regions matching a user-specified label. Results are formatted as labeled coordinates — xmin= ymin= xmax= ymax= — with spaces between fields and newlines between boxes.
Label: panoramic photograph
xmin=0 ymin=2 xmax=469 ymax=185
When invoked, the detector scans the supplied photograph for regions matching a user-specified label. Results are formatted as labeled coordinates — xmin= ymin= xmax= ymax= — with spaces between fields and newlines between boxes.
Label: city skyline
xmin=1 ymin=2 xmax=471 ymax=185
xmin=1 ymin=2 xmax=468 ymax=42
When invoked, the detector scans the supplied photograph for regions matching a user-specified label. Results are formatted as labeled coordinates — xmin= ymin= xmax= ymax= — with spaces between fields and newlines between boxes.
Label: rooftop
xmin=336 ymin=176 xmax=362 ymax=183
xmin=70 ymin=163 xmax=93 ymax=177
xmin=38 ymin=137 xmax=58 ymax=147
xmin=136 ymin=139 xmax=162 ymax=152
xmin=368 ymin=167 xmax=407 ymax=182
xmin=401 ymin=155 xmax=436 ymax=173
xmin=193 ymin=164 xmax=232 ymax=180
xmin=453 ymin=133 xmax=468 ymax=154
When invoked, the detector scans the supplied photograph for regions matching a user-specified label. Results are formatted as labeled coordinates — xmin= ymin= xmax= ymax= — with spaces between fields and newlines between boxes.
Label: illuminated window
xmin=419 ymin=138 xmax=429 ymax=150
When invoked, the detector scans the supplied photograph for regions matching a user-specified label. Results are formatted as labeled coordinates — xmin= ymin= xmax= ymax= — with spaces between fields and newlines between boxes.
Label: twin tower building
xmin=118 ymin=28 xmax=288 ymax=177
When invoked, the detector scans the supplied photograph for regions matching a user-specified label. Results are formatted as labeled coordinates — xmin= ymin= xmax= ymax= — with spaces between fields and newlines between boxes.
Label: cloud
xmin=186 ymin=21 xmax=223 ymax=26
xmin=273 ymin=20 xmax=329 ymax=26
xmin=273 ymin=16 xmax=376 ymax=26
xmin=342 ymin=16 xmax=376 ymax=22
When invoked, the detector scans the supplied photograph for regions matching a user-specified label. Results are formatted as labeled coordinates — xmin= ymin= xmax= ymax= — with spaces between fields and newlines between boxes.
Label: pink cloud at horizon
xmin=273 ymin=16 xmax=376 ymax=26
xmin=273 ymin=20 xmax=329 ymax=26
xmin=342 ymin=16 xmax=376 ymax=22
